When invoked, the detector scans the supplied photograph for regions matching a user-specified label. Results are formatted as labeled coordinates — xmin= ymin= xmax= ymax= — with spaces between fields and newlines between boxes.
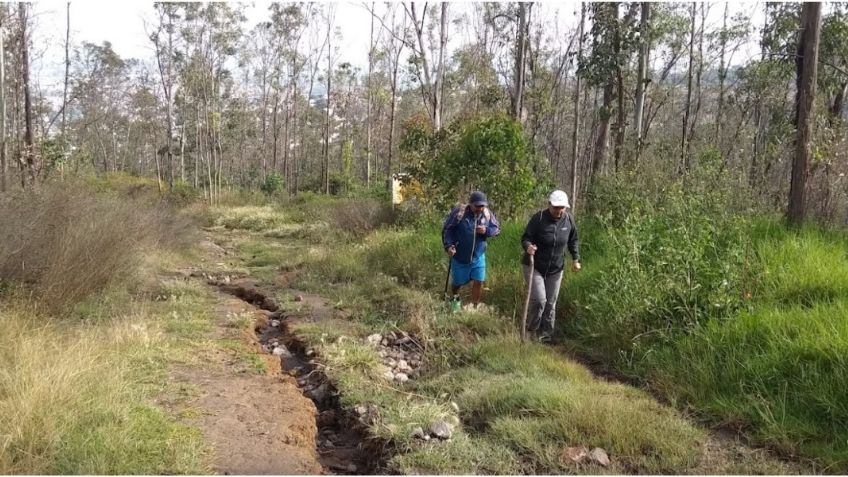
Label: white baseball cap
xmin=548 ymin=190 xmax=570 ymax=208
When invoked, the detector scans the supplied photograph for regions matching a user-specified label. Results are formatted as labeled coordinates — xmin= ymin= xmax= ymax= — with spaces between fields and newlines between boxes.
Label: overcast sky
xmin=30 ymin=1 xmax=766 ymax=101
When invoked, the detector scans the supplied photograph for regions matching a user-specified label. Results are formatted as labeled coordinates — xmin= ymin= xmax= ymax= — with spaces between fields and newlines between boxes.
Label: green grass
xmin=209 ymin=205 xmax=291 ymax=232
xmin=204 ymin=195 xmax=839 ymax=473
xmin=560 ymin=216 xmax=848 ymax=470
xmin=0 ymin=296 xmax=209 ymax=474
xmin=391 ymin=433 xmax=522 ymax=475
xmin=219 ymin=339 xmax=267 ymax=374
xmin=421 ymin=338 xmax=704 ymax=474
xmin=207 ymin=199 xmax=719 ymax=474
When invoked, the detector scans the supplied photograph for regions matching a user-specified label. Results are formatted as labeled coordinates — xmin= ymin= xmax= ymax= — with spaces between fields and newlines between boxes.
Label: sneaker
xmin=538 ymin=334 xmax=553 ymax=344
xmin=450 ymin=295 xmax=461 ymax=313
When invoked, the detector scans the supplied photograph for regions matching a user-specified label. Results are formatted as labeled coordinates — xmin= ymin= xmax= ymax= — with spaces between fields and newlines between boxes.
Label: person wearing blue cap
xmin=441 ymin=191 xmax=501 ymax=311
xmin=520 ymin=189 xmax=581 ymax=343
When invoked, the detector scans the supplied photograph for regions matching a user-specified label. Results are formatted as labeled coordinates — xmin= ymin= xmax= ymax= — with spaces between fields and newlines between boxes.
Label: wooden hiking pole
xmin=521 ymin=254 xmax=534 ymax=342
xmin=443 ymin=256 xmax=453 ymax=303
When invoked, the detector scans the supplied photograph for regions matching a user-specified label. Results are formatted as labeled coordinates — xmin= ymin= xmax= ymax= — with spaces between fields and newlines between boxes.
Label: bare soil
xmin=167 ymin=294 xmax=324 ymax=475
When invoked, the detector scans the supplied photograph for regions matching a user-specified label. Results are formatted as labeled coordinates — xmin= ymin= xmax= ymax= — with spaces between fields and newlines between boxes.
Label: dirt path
xmin=160 ymin=237 xmax=374 ymax=475
xmin=215 ymin=277 xmax=376 ymax=475
xmin=159 ymin=239 xmax=326 ymax=475
xmin=166 ymin=292 xmax=324 ymax=475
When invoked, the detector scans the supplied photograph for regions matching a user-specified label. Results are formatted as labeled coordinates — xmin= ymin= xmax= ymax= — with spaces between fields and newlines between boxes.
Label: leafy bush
xmin=328 ymin=172 xmax=355 ymax=196
xmin=167 ymin=179 xmax=200 ymax=205
xmin=572 ymin=175 xmax=752 ymax=359
xmin=404 ymin=114 xmax=552 ymax=219
xmin=260 ymin=171 xmax=286 ymax=196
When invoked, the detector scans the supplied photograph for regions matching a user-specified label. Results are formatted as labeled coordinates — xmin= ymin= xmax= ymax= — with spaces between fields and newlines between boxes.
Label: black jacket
xmin=521 ymin=209 xmax=580 ymax=276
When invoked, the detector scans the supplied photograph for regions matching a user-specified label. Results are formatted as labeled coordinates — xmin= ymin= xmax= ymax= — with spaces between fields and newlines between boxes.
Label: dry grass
xmin=330 ymin=199 xmax=395 ymax=238
xmin=0 ymin=304 xmax=206 ymax=474
xmin=0 ymin=182 xmax=193 ymax=312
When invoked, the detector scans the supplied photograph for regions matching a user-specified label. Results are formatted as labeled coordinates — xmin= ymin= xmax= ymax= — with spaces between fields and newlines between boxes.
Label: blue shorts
xmin=451 ymin=254 xmax=486 ymax=286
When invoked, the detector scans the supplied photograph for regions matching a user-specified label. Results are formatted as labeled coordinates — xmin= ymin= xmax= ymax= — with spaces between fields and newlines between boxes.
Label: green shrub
xmin=167 ymin=179 xmax=200 ymax=205
xmin=404 ymin=114 xmax=552 ymax=219
xmin=260 ymin=171 xmax=286 ymax=196
xmin=569 ymin=176 xmax=752 ymax=361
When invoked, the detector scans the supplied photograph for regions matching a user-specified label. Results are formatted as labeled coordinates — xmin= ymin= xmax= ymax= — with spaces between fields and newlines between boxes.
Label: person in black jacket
xmin=520 ymin=189 xmax=581 ymax=343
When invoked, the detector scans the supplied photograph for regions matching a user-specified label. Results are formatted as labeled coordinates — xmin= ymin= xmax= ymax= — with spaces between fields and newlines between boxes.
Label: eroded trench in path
xmin=214 ymin=278 xmax=389 ymax=475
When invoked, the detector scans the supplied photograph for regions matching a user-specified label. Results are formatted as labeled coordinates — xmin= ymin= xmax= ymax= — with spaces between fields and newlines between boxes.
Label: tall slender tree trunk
xmin=788 ymin=2 xmax=822 ymax=226
xmin=633 ymin=2 xmax=650 ymax=163
xmin=152 ymin=136 xmax=163 ymax=194
xmin=680 ymin=2 xmax=696 ymax=175
xmin=387 ymin=45 xmax=400 ymax=183
xmin=179 ymin=94 xmax=185 ymax=182
xmin=271 ymin=94 xmax=279 ymax=173
xmin=715 ymin=2 xmax=728 ymax=147
xmin=61 ymin=2 xmax=70 ymax=140
xmin=165 ymin=13 xmax=174 ymax=188
xmin=829 ymin=81 xmax=847 ymax=125
xmin=433 ymin=2 xmax=448 ymax=131
xmin=260 ymin=69 xmax=268 ymax=182
xmin=19 ymin=3 xmax=34 ymax=185
xmin=323 ymin=16 xmax=332 ymax=195
xmin=10 ymin=38 xmax=20 ymax=188
xmin=194 ymin=105 xmax=200 ymax=188
xmin=512 ymin=2 xmax=528 ymax=123
xmin=751 ymin=3 xmax=769 ymax=190
xmin=290 ymin=62 xmax=299 ymax=195
xmin=688 ymin=4 xmax=705 ymax=147
xmin=570 ymin=3 xmax=585 ymax=211
xmin=300 ymin=52 xmax=320 ymax=195
xmin=283 ymin=84 xmax=290 ymax=187
xmin=592 ymin=83 xmax=613 ymax=177
xmin=0 ymin=7 xmax=6 ymax=193
xmin=614 ymin=59 xmax=625 ymax=172
xmin=365 ymin=2 xmax=375 ymax=188
xmin=204 ymin=102 xmax=213 ymax=204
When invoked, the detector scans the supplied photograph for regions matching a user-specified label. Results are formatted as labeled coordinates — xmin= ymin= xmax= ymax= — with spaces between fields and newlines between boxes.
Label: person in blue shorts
xmin=441 ymin=191 xmax=501 ymax=310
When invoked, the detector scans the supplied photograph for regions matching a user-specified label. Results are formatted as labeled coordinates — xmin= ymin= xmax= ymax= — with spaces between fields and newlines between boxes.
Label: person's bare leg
xmin=451 ymin=285 xmax=461 ymax=296
xmin=471 ymin=280 xmax=483 ymax=306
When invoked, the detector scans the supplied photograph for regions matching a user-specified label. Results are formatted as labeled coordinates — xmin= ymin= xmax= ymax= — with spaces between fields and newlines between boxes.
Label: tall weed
xmin=0 ymin=182 xmax=193 ymax=312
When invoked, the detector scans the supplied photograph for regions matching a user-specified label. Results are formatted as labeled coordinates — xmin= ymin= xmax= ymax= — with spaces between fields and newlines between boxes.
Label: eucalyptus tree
xmin=582 ymin=2 xmax=629 ymax=177
xmin=788 ymin=2 xmax=822 ymax=226
xmin=177 ymin=2 xmax=244 ymax=203
xmin=269 ymin=3 xmax=309 ymax=191
xmin=18 ymin=3 xmax=33 ymax=186
xmin=150 ymin=2 xmax=180 ymax=186
xmin=69 ymin=42 xmax=134 ymax=174
xmin=401 ymin=2 xmax=449 ymax=131
xmin=820 ymin=6 xmax=848 ymax=126
xmin=0 ymin=6 xmax=7 ymax=192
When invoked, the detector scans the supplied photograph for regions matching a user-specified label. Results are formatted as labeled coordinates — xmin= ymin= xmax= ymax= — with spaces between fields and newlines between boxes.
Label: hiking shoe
xmin=450 ymin=296 xmax=461 ymax=314
xmin=538 ymin=334 xmax=553 ymax=344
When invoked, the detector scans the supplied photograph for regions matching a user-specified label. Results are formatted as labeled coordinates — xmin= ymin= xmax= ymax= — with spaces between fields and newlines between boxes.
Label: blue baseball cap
xmin=469 ymin=191 xmax=488 ymax=206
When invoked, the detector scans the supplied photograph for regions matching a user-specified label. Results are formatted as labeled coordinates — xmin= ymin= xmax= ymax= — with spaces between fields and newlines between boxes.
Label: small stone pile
xmin=262 ymin=339 xmax=291 ymax=358
xmin=560 ymin=446 xmax=611 ymax=467
xmin=408 ymin=419 xmax=455 ymax=442
xmin=364 ymin=331 xmax=424 ymax=383
xmin=191 ymin=270 xmax=239 ymax=285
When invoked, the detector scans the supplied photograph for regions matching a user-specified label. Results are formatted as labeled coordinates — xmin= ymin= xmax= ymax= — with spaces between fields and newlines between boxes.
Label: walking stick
xmin=521 ymin=254 xmax=534 ymax=342
xmin=444 ymin=255 xmax=453 ymax=305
